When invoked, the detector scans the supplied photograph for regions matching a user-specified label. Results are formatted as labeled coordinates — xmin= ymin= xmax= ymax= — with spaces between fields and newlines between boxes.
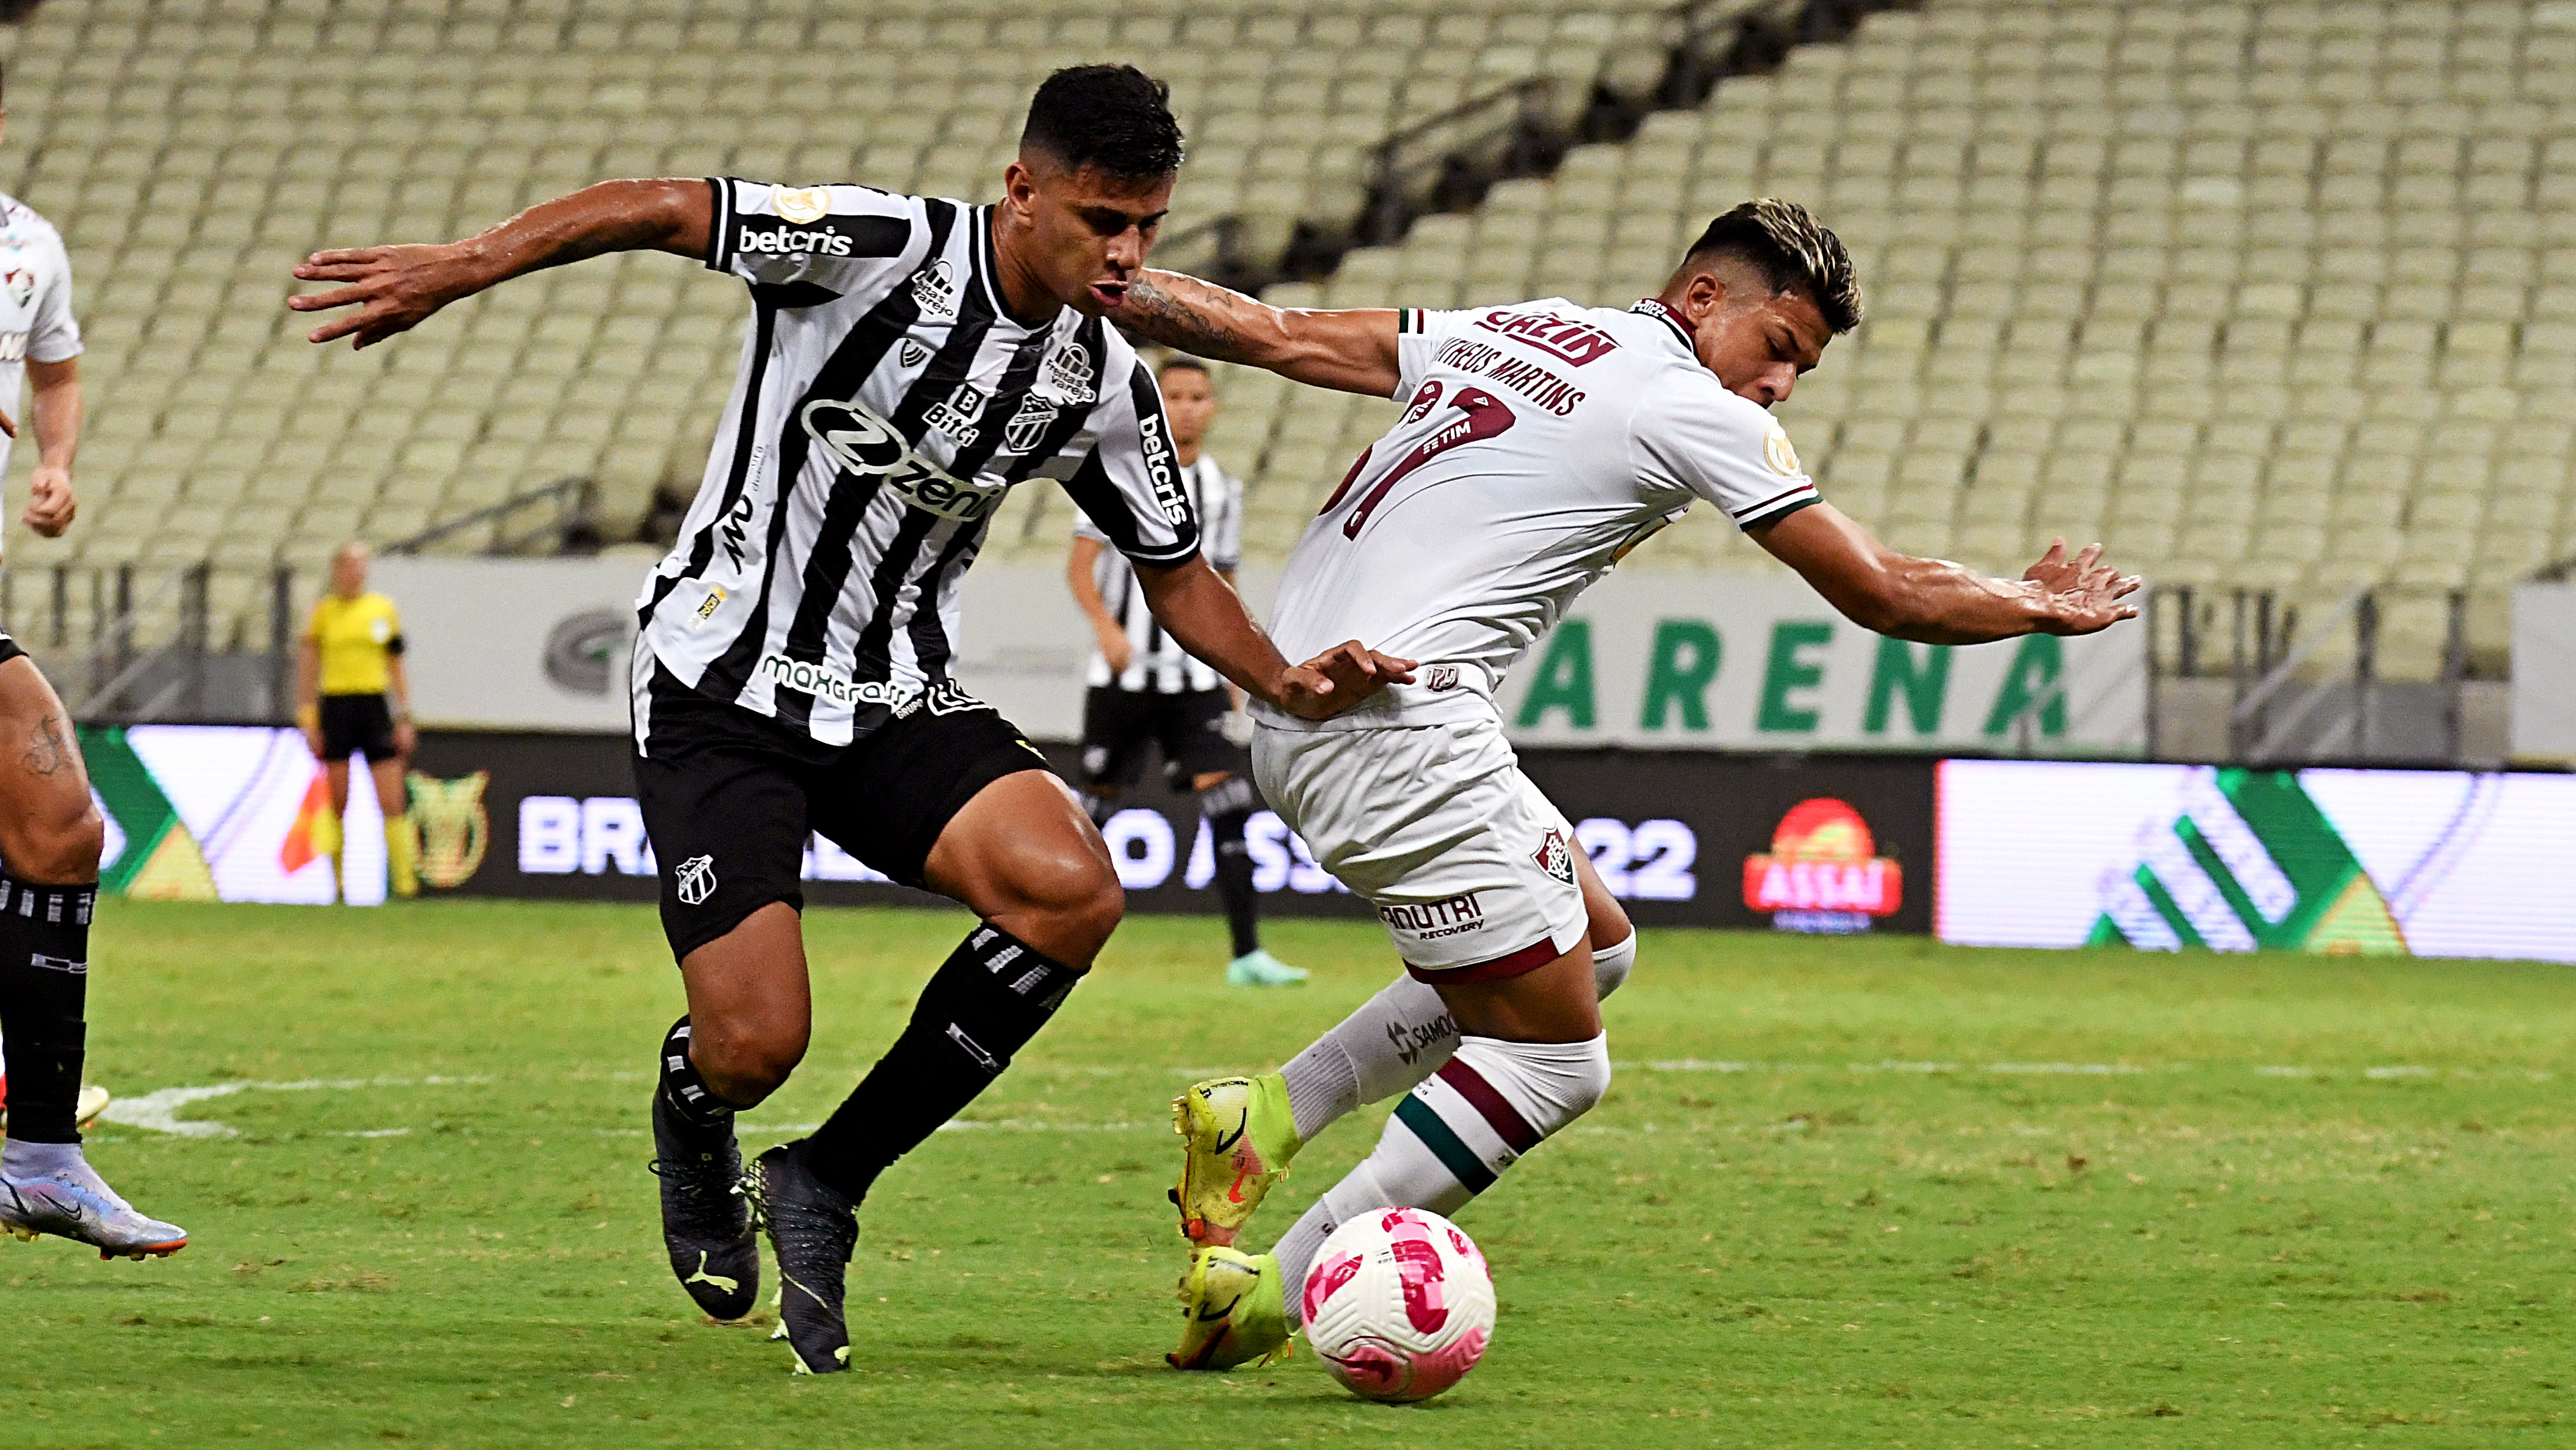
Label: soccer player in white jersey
xmin=1104 ymin=199 xmax=2139 ymax=1367
xmin=1067 ymin=356 xmax=1304 ymax=987
xmin=0 ymin=59 xmax=190 ymax=1261
xmin=292 ymin=67 xmax=1407 ymax=1373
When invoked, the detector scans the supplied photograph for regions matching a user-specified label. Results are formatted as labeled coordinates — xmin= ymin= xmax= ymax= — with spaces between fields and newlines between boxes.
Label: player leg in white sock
xmin=1277 ymin=929 xmax=1635 ymax=1143
xmin=1275 ymin=1031 xmax=1611 ymax=1325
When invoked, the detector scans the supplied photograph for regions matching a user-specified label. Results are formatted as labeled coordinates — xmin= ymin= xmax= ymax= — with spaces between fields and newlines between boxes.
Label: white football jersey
xmin=0 ymin=193 xmax=82 ymax=480
xmin=1253 ymin=297 xmax=1819 ymax=733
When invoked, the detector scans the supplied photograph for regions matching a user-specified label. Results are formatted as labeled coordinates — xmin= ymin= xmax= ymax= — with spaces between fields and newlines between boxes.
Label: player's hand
xmin=1269 ymin=641 xmax=1418 ymax=721
xmin=303 ymin=727 xmax=326 ymax=761
xmin=22 ymin=465 xmax=76 ymax=538
xmin=2023 ymin=538 xmax=2141 ymax=636
xmin=394 ymin=719 xmax=419 ymax=756
xmin=1096 ymin=620 xmax=1133 ymax=675
xmin=288 ymin=241 xmax=491 ymax=349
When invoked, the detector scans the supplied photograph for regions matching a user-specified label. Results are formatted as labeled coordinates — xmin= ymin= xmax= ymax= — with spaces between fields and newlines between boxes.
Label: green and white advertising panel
xmin=1938 ymin=760 xmax=2576 ymax=963
xmin=1494 ymin=573 xmax=2147 ymax=753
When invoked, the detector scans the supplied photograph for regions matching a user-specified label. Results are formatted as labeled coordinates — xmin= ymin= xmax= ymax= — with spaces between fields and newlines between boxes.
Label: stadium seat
xmin=7 ymin=0 xmax=2567 ymax=682
xmin=0 ymin=0 xmax=1694 ymax=645
xmin=1198 ymin=0 xmax=2573 ymax=680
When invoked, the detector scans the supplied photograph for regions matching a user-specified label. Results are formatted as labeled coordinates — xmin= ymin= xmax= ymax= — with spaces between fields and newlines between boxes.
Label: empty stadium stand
xmin=0 ymin=0 xmax=1692 ymax=656
xmin=1 ymin=0 xmax=2563 ymax=722
xmin=1235 ymin=0 xmax=2574 ymax=687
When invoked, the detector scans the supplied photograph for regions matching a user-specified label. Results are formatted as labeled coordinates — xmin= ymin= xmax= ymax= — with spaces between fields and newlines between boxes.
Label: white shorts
xmin=1253 ymin=716 xmax=1586 ymax=978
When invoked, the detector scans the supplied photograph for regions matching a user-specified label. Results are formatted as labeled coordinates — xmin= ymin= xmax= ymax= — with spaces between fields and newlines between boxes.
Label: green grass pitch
xmin=8 ymin=900 xmax=2571 ymax=1447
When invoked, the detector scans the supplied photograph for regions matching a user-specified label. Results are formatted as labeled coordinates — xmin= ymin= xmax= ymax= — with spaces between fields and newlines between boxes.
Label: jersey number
xmin=1318 ymin=385 xmax=1518 ymax=539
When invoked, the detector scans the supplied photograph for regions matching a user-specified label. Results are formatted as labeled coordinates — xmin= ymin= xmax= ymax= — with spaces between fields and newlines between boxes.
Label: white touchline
xmin=98 ymin=1076 xmax=491 ymax=1138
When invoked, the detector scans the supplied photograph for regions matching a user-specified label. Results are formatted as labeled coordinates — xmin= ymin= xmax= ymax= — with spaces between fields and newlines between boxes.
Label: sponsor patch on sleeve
xmin=1764 ymin=423 xmax=1801 ymax=477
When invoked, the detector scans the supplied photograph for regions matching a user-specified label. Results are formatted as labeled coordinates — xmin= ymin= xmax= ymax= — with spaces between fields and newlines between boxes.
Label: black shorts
xmin=0 ymin=629 xmax=22 ymax=669
xmin=318 ymin=694 xmax=398 ymax=761
xmin=1078 ymin=687 xmax=1243 ymax=790
xmin=632 ymin=664 xmax=1053 ymax=961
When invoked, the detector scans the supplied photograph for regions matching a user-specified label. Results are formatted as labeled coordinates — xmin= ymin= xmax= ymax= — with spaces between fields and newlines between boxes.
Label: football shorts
xmin=631 ymin=661 xmax=1052 ymax=962
xmin=317 ymin=693 xmax=400 ymax=761
xmin=1253 ymin=714 xmax=1584 ymax=980
xmin=1077 ymin=685 xmax=1243 ymax=790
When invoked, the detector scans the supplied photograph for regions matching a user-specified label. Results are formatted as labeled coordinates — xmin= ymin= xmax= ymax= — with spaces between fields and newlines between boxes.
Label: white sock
xmin=1277 ymin=973 xmax=1454 ymax=1142
xmin=1276 ymin=933 xmax=1635 ymax=1145
xmin=1277 ymin=1033 xmax=1609 ymax=1324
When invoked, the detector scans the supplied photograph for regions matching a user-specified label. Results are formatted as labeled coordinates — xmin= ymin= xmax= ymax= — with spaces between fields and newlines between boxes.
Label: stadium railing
xmin=2145 ymin=582 xmax=2504 ymax=767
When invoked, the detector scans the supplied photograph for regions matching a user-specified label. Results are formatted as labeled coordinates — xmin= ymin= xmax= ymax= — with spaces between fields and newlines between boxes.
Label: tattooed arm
xmin=1108 ymin=270 xmax=1404 ymax=398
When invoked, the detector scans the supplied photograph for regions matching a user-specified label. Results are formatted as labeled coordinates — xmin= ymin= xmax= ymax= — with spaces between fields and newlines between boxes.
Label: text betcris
xmin=738 ymin=221 xmax=857 ymax=257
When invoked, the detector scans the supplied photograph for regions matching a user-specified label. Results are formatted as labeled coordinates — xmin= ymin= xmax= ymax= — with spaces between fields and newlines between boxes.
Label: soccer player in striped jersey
xmin=1106 ymin=200 xmax=2139 ymax=1368
xmin=0 ymin=53 xmax=190 ymax=1263
xmin=1067 ymin=356 xmax=1302 ymax=987
xmin=291 ymin=65 xmax=1409 ymax=1374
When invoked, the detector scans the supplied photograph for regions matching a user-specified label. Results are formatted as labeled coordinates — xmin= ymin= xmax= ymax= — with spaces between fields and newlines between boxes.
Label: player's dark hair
xmin=1020 ymin=64 xmax=1185 ymax=180
xmin=1683 ymin=199 xmax=1863 ymax=333
xmin=1157 ymin=355 xmax=1212 ymax=380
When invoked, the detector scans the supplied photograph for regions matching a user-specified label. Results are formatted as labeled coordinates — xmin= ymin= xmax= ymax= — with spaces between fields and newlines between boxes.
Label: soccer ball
xmin=1299 ymin=1207 xmax=1496 ymax=1403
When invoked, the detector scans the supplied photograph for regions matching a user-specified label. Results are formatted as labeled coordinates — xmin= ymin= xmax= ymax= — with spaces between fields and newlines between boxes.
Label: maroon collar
xmin=1629 ymin=297 xmax=1693 ymax=352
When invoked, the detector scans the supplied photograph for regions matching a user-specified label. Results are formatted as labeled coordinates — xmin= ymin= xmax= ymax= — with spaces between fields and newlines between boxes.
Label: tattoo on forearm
xmin=23 ymin=714 xmax=69 ymax=777
xmin=1126 ymin=277 xmax=1249 ymax=360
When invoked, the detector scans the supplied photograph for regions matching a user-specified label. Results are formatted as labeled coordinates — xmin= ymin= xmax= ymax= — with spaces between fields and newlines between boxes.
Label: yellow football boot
xmin=1167 ymin=1245 xmax=1291 ymax=1371
xmin=1170 ymin=1073 xmax=1300 ymax=1248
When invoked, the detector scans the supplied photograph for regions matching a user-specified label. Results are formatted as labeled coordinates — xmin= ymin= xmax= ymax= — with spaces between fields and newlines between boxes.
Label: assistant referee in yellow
xmin=296 ymin=541 xmax=419 ymax=900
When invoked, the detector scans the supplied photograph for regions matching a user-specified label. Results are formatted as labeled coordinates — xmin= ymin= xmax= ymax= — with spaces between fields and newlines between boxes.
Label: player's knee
xmin=1563 ymin=1040 xmax=1613 ymax=1121
xmin=1 ymin=797 xmax=103 ymax=883
xmin=1452 ymin=1034 xmax=1612 ymax=1139
xmin=1591 ymin=931 xmax=1636 ymax=1001
xmin=692 ymin=1017 xmax=806 ymax=1104
xmin=996 ymin=847 xmax=1124 ymax=962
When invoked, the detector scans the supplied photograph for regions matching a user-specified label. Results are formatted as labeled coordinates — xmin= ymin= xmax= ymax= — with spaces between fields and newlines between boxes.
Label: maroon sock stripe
xmin=1435 ymin=1059 xmax=1541 ymax=1154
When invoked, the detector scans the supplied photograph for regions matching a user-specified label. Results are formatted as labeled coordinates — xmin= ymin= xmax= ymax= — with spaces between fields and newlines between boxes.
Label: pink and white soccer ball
xmin=1299 ymin=1207 xmax=1496 ymax=1403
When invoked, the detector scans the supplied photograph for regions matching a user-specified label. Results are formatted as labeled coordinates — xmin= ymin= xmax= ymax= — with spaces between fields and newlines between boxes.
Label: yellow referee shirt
xmin=305 ymin=591 xmax=404 ymax=696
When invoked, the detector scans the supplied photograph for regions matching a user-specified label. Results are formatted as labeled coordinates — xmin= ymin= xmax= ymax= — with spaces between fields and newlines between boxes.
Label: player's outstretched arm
xmin=1109 ymin=270 xmax=1402 ymax=397
xmin=1752 ymin=502 xmax=2139 ymax=645
xmin=288 ymin=179 xmax=714 ymax=349
xmin=1133 ymin=555 xmax=1416 ymax=719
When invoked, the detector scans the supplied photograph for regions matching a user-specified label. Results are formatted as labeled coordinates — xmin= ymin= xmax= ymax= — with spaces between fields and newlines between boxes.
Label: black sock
xmin=798 ymin=923 xmax=1082 ymax=1204
xmin=0 ymin=878 xmax=96 ymax=1145
xmin=657 ymin=1015 xmax=740 ymax=1143
xmin=1202 ymin=778 xmax=1261 ymax=958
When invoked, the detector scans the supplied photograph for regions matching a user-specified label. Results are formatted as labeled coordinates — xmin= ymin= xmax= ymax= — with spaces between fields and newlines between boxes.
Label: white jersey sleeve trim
xmin=1392 ymin=307 xmax=1474 ymax=401
xmin=1637 ymin=375 xmax=1823 ymax=533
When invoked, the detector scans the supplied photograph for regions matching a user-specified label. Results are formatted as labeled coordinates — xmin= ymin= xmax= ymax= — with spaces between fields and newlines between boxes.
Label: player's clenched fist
xmin=2022 ymin=538 xmax=2142 ymax=636
xmin=288 ymin=242 xmax=492 ymax=350
xmin=1270 ymin=640 xmax=1418 ymax=721
xmin=22 ymin=465 xmax=76 ymax=538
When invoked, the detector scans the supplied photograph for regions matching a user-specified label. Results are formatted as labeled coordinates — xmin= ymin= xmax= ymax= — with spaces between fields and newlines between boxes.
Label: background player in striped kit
xmin=289 ymin=65 xmax=1411 ymax=1375
xmin=1067 ymin=356 xmax=1304 ymax=987
xmin=0 ymin=55 xmax=189 ymax=1262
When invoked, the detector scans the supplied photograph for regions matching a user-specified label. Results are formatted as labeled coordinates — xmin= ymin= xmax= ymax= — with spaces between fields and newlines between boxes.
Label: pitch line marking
xmin=98 ymin=1076 xmax=491 ymax=1137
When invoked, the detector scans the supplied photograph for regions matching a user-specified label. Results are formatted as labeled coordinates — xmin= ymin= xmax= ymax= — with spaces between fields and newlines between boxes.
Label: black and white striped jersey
xmin=1078 ymin=454 xmax=1241 ymax=695
xmin=633 ymin=178 xmax=1197 ymax=749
